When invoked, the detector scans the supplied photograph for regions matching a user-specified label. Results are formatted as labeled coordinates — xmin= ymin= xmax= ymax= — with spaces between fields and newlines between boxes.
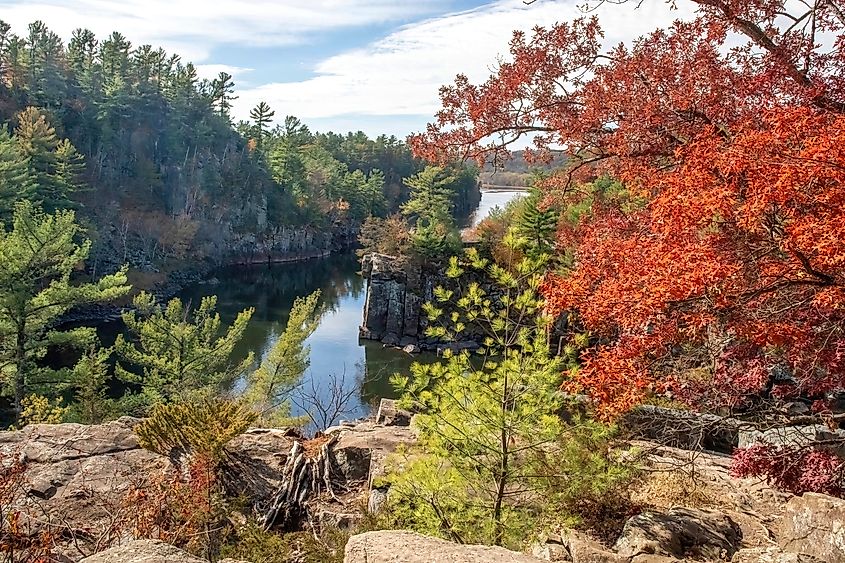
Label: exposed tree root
xmin=260 ymin=434 xmax=340 ymax=530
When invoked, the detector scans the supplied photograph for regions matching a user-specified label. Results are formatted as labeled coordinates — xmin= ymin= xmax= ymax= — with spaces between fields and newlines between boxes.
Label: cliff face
xmin=359 ymin=253 xmax=428 ymax=348
xmin=358 ymin=253 xmax=484 ymax=352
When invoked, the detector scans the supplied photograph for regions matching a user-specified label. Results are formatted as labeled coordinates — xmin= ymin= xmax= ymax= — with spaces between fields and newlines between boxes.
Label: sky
xmin=0 ymin=0 xmax=697 ymax=139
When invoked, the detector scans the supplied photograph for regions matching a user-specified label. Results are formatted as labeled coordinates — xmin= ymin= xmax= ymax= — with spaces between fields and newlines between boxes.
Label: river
xmin=467 ymin=187 xmax=526 ymax=227
xmin=177 ymin=253 xmax=418 ymax=423
xmin=123 ymin=188 xmax=525 ymax=424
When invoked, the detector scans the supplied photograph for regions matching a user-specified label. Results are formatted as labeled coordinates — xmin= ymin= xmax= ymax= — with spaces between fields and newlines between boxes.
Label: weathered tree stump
xmin=260 ymin=434 xmax=340 ymax=530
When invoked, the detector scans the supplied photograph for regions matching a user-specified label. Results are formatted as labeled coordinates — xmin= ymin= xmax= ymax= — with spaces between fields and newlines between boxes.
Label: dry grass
xmin=630 ymin=470 xmax=721 ymax=510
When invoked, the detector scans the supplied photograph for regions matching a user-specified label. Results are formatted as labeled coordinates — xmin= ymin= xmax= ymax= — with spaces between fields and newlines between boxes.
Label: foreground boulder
xmin=614 ymin=507 xmax=742 ymax=560
xmin=344 ymin=531 xmax=546 ymax=563
xmin=778 ymin=492 xmax=845 ymax=562
xmin=79 ymin=540 xmax=207 ymax=563
xmin=0 ymin=417 xmax=416 ymax=561
xmin=731 ymin=546 xmax=824 ymax=562
xmin=533 ymin=530 xmax=628 ymax=562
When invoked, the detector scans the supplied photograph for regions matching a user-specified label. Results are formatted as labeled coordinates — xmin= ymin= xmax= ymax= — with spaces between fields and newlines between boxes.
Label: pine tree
xmin=52 ymin=138 xmax=86 ymax=204
xmin=249 ymin=101 xmax=275 ymax=151
xmin=388 ymin=242 xmax=566 ymax=546
xmin=401 ymin=166 xmax=455 ymax=224
xmin=115 ymin=292 xmax=254 ymax=406
xmin=244 ymin=290 xmax=321 ymax=424
xmin=515 ymin=188 xmax=558 ymax=256
xmin=0 ymin=128 xmax=33 ymax=217
xmin=14 ymin=106 xmax=58 ymax=192
xmin=135 ymin=397 xmax=256 ymax=462
xmin=211 ymin=71 xmax=237 ymax=120
xmin=14 ymin=108 xmax=86 ymax=211
xmin=0 ymin=201 xmax=130 ymax=419
xmin=68 ymin=345 xmax=114 ymax=424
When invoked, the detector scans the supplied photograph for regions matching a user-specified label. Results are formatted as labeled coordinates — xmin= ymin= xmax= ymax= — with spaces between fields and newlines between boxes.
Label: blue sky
xmin=0 ymin=0 xmax=693 ymax=138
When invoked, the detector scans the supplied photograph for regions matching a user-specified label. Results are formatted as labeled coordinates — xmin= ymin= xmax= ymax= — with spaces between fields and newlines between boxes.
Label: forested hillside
xmin=0 ymin=20 xmax=478 ymax=281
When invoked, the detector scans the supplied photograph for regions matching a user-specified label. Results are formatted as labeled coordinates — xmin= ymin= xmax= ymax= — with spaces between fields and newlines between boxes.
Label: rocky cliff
xmin=358 ymin=253 xmax=483 ymax=352
xmin=359 ymin=253 xmax=428 ymax=348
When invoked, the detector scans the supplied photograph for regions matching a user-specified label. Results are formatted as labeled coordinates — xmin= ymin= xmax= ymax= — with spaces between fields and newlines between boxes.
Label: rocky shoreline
xmin=358 ymin=253 xmax=485 ymax=354
xmin=60 ymin=225 xmax=358 ymax=327
xmin=3 ymin=402 xmax=844 ymax=562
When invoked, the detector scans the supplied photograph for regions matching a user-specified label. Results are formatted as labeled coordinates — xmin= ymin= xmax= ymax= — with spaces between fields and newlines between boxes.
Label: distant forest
xmin=479 ymin=150 xmax=567 ymax=187
xmin=0 ymin=20 xmax=479 ymax=279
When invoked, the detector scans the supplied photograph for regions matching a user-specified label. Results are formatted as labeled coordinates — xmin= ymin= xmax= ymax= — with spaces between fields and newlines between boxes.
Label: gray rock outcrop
xmin=738 ymin=424 xmax=845 ymax=457
xmin=614 ymin=507 xmax=742 ymax=561
xmin=533 ymin=530 xmax=628 ymax=562
xmin=0 ymin=416 xmax=417 ymax=562
xmin=360 ymin=253 xmax=425 ymax=346
xmin=79 ymin=540 xmax=209 ymax=563
xmin=731 ymin=547 xmax=824 ymax=562
xmin=344 ymin=531 xmax=546 ymax=563
xmin=778 ymin=492 xmax=845 ymax=562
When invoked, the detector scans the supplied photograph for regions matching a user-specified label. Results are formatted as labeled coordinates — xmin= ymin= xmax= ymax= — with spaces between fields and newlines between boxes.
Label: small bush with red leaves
xmin=731 ymin=444 xmax=844 ymax=496
xmin=0 ymin=453 xmax=56 ymax=562
xmin=126 ymin=454 xmax=227 ymax=558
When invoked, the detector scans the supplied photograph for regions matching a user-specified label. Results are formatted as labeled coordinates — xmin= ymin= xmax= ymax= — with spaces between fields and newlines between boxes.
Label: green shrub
xmin=220 ymin=523 xmax=346 ymax=563
xmin=135 ymin=397 xmax=256 ymax=462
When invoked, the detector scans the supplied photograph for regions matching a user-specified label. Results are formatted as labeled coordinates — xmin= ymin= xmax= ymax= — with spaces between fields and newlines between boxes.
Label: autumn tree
xmin=411 ymin=0 xmax=845 ymax=420
xmin=0 ymin=201 xmax=129 ymax=419
xmin=115 ymin=292 xmax=254 ymax=406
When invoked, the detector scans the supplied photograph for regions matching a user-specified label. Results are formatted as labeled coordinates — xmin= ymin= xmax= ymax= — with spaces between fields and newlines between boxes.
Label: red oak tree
xmin=411 ymin=0 xmax=845 ymax=418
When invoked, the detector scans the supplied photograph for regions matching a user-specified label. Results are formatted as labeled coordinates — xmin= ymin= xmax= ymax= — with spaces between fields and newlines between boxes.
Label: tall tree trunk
xmin=14 ymin=322 xmax=26 ymax=420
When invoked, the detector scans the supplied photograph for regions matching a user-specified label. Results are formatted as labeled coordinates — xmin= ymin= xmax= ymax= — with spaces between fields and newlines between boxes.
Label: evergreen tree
xmin=14 ymin=108 xmax=85 ymax=211
xmin=0 ymin=201 xmax=130 ymax=419
xmin=401 ymin=166 xmax=455 ymax=223
xmin=244 ymin=290 xmax=321 ymax=424
xmin=248 ymin=101 xmax=275 ymax=151
xmin=388 ymin=242 xmax=566 ymax=546
xmin=99 ymin=31 xmax=130 ymax=81
xmin=0 ymin=128 xmax=32 ymax=217
xmin=115 ymin=292 xmax=254 ymax=405
xmin=67 ymin=345 xmax=114 ymax=424
xmin=14 ymin=106 xmax=58 ymax=191
xmin=269 ymin=139 xmax=307 ymax=196
xmin=211 ymin=71 xmax=237 ymax=120
xmin=281 ymin=115 xmax=311 ymax=147
xmin=51 ymin=138 xmax=86 ymax=205
xmin=515 ymin=188 xmax=558 ymax=256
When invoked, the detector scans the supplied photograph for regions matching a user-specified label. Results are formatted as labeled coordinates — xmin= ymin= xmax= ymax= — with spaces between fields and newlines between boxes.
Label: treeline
xmin=0 ymin=20 xmax=478 ymax=276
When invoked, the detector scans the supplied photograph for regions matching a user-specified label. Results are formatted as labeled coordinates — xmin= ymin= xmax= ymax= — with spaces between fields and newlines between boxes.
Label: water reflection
xmin=179 ymin=253 xmax=421 ymax=422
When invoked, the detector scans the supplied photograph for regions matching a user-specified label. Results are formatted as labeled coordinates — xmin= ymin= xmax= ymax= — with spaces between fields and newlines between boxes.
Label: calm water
xmin=467 ymin=188 xmax=526 ymax=227
xmin=178 ymin=253 xmax=422 ymax=422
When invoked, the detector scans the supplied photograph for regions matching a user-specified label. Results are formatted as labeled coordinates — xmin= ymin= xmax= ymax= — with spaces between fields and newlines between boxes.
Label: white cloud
xmin=194 ymin=64 xmax=254 ymax=83
xmin=0 ymin=0 xmax=443 ymax=62
xmin=233 ymin=0 xmax=698 ymax=127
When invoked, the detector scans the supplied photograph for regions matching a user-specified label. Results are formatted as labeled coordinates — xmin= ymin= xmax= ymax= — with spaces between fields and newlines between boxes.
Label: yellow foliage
xmin=19 ymin=394 xmax=68 ymax=426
